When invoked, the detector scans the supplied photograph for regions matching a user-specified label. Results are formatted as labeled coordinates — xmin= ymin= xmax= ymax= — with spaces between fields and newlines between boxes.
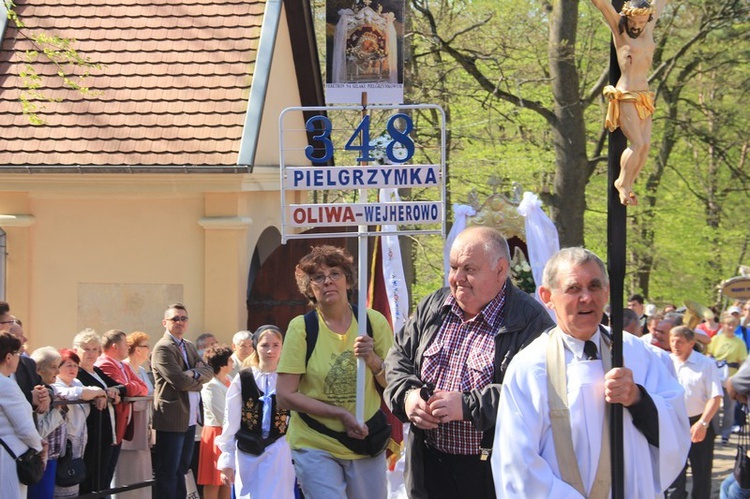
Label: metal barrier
xmin=52 ymin=395 xmax=155 ymax=498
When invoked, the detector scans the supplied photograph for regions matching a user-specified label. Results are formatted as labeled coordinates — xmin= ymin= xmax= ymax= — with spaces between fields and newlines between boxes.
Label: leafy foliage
xmin=4 ymin=0 xmax=102 ymax=125
xmin=403 ymin=0 xmax=749 ymax=308
xmin=313 ymin=0 xmax=749 ymax=308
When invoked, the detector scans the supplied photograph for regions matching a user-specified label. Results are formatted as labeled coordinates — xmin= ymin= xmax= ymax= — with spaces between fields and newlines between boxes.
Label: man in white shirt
xmin=492 ymin=247 xmax=690 ymax=498
xmin=666 ymin=326 xmax=722 ymax=498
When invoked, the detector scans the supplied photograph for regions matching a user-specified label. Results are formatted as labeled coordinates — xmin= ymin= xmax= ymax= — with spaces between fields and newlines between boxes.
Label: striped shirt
xmin=421 ymin=283 xmax=506 ymax=454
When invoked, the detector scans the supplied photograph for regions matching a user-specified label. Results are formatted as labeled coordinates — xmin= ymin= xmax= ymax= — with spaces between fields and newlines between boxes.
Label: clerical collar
xmin=560 ymin=329 xmax=602 ymax=361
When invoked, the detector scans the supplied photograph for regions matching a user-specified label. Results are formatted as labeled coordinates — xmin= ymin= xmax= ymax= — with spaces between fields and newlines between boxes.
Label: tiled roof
xmin=0 ymin=0 xmax=265 ymax=167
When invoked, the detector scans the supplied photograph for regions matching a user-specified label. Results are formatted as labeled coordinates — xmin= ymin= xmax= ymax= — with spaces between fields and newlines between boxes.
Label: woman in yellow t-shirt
xmin=707 ymin=313 xmax=747 ymax=444
xmin=277 ymin=245 xmax=393 ymax=499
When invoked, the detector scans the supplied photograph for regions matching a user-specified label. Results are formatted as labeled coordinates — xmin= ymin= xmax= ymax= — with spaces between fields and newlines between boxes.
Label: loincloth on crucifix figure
xmin=603 ymin=87 xmax=655 ymax=132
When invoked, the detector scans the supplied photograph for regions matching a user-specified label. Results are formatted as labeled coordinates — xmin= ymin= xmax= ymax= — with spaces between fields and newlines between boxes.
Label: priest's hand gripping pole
xmin=606 ymin=0 xmax=626 ymax=497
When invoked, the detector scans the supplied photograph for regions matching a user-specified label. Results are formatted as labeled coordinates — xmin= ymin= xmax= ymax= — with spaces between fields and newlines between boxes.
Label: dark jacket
xmin=384 ymin=280 xmax=555 ymax=499
xmin=15 ymin=355 xmax=42 ymax=406
xmin=77 ymin=365 xmax=123 ymax=494
xmin=77 ymin=366 xmax=121 ymax=447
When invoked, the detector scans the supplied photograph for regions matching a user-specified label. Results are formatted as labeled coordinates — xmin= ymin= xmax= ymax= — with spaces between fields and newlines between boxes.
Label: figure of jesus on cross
xmin=591 ymin=0 xmax=667 ymax=206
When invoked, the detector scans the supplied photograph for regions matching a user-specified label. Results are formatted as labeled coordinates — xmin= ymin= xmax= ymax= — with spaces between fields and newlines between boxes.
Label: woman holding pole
xmin=276 ymin=245 xmax=393 ymax=499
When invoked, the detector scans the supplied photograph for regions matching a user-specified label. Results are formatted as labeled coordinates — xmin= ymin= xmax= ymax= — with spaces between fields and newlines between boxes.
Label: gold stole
xmin=545 ymin=327 xmax=612 ymax=498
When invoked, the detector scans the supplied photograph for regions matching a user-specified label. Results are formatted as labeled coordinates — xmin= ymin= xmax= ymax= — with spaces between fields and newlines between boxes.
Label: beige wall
xmin=0 ymin=172 xmax=282 ymax=351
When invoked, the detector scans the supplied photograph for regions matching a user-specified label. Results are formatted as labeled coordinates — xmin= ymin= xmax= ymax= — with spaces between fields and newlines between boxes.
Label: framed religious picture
xmin=325 ymin=0 xmax=405 ymax=104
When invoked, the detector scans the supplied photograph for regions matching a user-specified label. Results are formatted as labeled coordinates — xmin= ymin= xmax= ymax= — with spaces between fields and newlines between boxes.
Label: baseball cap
xmin=728 ymin=306 xmax=742 ymax=315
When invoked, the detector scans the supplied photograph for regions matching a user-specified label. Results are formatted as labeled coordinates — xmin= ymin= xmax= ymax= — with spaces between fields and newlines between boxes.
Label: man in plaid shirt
xmin=385 ymin=226 xmax=554 ymax=499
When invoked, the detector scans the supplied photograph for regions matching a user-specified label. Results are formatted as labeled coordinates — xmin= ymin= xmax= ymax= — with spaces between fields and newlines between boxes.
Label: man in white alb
xmin=492 ymin=247 xmax=690 ymax=497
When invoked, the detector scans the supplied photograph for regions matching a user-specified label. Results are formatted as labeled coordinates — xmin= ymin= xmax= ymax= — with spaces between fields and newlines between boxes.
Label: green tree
xmin=628 ymin=0 xmax=749 ymax=302
xmin=405 ymin=0 xmax=748 ymax=303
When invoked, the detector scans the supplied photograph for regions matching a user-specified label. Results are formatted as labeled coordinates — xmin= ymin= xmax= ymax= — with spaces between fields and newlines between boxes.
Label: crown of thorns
xmin=621 ymin=2 xmax=655 ymax=16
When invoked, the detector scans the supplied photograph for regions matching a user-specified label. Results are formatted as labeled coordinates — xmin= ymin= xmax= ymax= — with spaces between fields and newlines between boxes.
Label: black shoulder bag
xmin=297 ymin=409 xmax=391 ymax=457
xmin=0 ymin=436 xmax=44 ymax=485
xmin=55 ymin=439 xmax=86 ymax=487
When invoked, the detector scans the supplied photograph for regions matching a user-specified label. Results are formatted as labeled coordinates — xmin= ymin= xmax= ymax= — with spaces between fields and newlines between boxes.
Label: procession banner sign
xmin=325 ymin=0 xmax=405 ymax=104
xmin=280 ymin=103 xmax=445 ymax=423
xmin=279 ymin=104 xmax=446 ymax=242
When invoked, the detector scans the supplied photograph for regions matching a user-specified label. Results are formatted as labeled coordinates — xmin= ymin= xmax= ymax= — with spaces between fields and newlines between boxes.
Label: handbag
xmin=55 ymin=439 xmax=86 ymax=487
xmin=0 ymin=437 xmax=45 ymax=485
xmin=298 ymin=409 xmax=391 ymax=457
xmin=735 ymin=405 xmax=750 ymax=488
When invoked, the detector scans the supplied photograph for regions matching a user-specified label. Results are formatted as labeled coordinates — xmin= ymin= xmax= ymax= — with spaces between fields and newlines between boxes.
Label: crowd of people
xmin=0 ymin=242 xmax=393 ymax=499
xmin=1 ymin=227 xmax=749 ymax=499
xmin=617 ymin=294 xmax=750 ymax=498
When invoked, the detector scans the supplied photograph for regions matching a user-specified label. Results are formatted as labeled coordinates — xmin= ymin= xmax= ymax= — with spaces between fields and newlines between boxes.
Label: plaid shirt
xmin=421 ymin=283 xmax=506 ymax=454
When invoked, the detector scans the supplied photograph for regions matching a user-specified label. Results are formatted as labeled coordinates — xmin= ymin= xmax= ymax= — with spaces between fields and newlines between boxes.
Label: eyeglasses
xmin=168 ymin=316 xmax=189 ymax=322
xmin=10 ymin=351 xmax=21 ymax=356
xmin=311 ymin=270 xmax=344 ymax=286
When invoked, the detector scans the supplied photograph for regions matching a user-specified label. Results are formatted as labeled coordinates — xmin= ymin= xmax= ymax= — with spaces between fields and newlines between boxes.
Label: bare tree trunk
xmin=546 ymin=0 xmax=591 ymax=247
xmin=702 ymin=72 xmax=723 ymax=294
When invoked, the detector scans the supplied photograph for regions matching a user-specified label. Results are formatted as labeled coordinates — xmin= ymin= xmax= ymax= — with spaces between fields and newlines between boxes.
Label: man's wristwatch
xmin=698 ymin=420 xmax=708 ymax=427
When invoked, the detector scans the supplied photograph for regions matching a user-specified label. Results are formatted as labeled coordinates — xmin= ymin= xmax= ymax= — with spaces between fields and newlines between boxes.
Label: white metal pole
xmin=355 ymin=93 xmax=369 ymax=425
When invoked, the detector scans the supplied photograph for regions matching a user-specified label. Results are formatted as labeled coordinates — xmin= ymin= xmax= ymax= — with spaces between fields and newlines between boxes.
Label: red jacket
xmin=95 ymin=354 xmax=148 ymax=444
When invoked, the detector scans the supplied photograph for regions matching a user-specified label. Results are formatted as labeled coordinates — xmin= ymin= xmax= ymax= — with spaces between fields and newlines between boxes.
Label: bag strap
xmin=304 ymin=304 xmax=373 ymax=366
xmin=303 ymin=309 xmax=318 ymax=366
xmin=296 ymin=411 xmax=350 ymax=446
xmin=0 ymin=437 xmax=18 ymax=460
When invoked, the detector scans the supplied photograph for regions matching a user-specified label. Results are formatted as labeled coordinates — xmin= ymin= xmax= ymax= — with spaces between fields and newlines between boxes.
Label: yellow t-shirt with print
xmin=707 ymin=334 xmax=748 ymax=377
xmin=277 ymin=308 xmax=393 ymax=459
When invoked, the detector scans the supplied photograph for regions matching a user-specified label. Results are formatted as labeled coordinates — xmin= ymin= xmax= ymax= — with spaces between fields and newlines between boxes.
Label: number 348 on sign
xmin=304 ymin=113 xmax=414 ymax=164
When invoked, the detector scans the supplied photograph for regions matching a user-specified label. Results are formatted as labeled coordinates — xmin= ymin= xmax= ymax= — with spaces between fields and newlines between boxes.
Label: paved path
xmin=689 ymin=433 xmax=736 ymax=498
